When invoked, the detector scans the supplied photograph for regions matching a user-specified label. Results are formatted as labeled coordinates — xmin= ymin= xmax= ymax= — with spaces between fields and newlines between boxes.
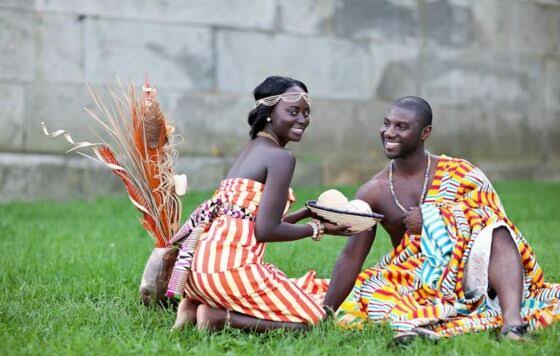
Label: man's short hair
xmin=394 ymin=96 xmax=432 ymax=127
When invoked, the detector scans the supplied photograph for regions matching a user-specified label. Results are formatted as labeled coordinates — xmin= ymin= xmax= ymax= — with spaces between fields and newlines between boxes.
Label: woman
xmin=168 ymin=76 xmax=352 ymax=332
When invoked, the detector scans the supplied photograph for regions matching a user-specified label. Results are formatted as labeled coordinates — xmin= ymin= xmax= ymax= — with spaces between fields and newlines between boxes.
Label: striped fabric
xmin=169 ymin=178 xmax=328 ymax=324
xmin=336 ymin=155 xmax=560 ymax=336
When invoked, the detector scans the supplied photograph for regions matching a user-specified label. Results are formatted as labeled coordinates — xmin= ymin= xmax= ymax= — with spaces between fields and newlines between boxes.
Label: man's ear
xmin=421 ymin=125 xmax=432 ymax=140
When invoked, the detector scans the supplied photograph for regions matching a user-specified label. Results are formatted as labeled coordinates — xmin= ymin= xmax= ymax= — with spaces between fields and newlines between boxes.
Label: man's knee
xmin=490 ymin=226 xmax=522 ymax=264
xmin=492 ymin=226 xmax=515 ymax=246
xmin=493 ymin=226 xmax=511 ymax=237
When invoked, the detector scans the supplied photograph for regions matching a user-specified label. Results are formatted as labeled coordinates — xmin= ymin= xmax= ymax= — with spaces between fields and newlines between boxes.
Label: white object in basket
xmin=306 ymin=200 xmax=383 ymax=233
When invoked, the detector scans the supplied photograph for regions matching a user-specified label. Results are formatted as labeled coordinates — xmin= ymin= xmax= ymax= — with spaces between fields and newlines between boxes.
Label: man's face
xmin=379 ymin=106 xmax=424 ymax=159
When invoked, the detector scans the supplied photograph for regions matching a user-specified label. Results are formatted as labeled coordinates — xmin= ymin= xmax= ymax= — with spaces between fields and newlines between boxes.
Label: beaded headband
xmin=254 ymin=92 xmax=310 ymax=108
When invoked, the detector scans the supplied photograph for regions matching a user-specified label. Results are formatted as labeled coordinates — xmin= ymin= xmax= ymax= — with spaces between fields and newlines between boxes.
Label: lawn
xmin=1 ymin=182 xmax=559 ymax=355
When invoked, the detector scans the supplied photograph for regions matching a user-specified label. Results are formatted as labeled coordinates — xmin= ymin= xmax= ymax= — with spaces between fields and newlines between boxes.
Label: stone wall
xmin=1 ymin=0 xmax=559 ymax=201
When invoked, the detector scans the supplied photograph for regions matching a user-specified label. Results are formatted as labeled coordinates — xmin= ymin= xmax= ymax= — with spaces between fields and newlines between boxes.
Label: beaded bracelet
xmin=316 ymin=219 xmax=325 ymax=240
xmin=308 ymin=219 xmax=325 ymax=241
xmin=309 ymin=220 xmax=318 ymax=239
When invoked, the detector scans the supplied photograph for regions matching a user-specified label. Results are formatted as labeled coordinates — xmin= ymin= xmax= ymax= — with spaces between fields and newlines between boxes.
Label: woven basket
xmin=306 ymin=200 xmax=383 ymax=233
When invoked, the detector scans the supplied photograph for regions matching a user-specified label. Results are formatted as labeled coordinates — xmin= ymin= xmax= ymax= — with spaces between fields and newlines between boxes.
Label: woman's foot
xmin=171 ymin=298 xmax=198 ymax=331
xmin=196 ymin=304 xmax=227 ymax=332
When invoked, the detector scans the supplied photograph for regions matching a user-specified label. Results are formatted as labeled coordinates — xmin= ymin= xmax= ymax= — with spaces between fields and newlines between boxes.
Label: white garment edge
xmin=464 ymin=221 xmax=519 ymax=311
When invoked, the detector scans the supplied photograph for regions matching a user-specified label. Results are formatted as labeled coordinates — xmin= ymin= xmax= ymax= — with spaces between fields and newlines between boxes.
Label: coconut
xmin=346 ymin=199 xmax=373 ymax=215
xmin=317 ymin=189 xmax=348 ymax=211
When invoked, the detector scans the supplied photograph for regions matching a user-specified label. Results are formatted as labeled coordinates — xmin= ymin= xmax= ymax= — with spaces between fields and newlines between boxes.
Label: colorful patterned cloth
xmin=168 ymin=178 xmax=328 ymax=324
xmin=336 ymin=155 xmax=560 ymax=336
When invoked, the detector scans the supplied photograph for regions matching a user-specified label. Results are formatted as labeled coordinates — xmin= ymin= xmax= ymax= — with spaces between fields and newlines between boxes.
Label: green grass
xmin=1 ymin=182 xmax=559 ymax=355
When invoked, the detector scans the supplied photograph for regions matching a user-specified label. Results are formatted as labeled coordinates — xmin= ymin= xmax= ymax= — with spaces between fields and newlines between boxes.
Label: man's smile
xmin=384 ymin=140 xmax=400 ymax=149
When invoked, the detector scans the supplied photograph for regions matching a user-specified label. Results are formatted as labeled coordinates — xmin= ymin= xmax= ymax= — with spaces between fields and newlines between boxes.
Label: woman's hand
xmin=322 ymin=222 xmax=354 ymax=236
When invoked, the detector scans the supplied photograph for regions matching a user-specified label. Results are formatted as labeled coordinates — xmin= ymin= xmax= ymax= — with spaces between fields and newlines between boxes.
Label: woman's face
xmin=267 ymin=86 xmax=311 ymax=146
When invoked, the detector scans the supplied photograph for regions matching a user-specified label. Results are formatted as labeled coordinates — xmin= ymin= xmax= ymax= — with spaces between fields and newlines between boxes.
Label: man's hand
xmin=403 ymin=206 xmax=423 ymax=235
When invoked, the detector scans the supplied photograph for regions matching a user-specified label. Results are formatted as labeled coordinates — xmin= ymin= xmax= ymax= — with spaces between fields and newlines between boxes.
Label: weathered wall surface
xmin=1 ymin=0 xmax=559 ymax=201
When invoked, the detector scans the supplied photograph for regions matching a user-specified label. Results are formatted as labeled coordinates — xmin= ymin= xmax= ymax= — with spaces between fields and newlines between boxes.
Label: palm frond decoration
xmin=42 ymin=81 xmax=187 ymax=247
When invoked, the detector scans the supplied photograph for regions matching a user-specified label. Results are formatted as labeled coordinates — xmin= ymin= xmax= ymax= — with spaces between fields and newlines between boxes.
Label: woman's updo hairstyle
xmin=248 ymin=76 xmax=308 ymax=139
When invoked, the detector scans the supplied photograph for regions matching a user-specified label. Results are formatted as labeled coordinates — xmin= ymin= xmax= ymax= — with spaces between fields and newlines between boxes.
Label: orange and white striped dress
xmin=171 ymin=178 xmax=328 ymax=324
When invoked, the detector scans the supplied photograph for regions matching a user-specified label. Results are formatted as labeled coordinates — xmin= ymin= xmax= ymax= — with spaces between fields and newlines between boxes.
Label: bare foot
xmin=171 ymin=298 xmax=198 ymax=331
xmin=196 ymin=304 xmax=227 ymax=332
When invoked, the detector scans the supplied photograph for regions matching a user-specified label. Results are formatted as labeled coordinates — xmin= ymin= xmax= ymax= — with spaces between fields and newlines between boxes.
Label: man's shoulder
xmin=355 ymin=168 xmax=389 ymax=203
xmin=437 ymin=155 xmax=493 ymax=187
xmin=439 ymin=155 xmax=480 ymax=173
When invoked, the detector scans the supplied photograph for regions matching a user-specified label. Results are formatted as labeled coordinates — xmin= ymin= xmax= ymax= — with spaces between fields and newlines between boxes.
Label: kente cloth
xmin=336 ymin=155 xmax=560 ymax=336
xmin=167 ymin=178 xmax=328 ymax=324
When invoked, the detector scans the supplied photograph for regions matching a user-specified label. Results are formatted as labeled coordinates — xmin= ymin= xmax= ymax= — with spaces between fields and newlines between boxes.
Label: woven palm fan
xmin=42 ymin=80 xmax=187 ymax=307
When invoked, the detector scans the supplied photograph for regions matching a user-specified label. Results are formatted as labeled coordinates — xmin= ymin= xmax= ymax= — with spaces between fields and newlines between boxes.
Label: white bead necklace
xmin=389 ymin=151 xmax=431 ymax=213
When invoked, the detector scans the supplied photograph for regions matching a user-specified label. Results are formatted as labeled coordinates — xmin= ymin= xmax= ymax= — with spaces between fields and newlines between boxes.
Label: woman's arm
xmin=254 ymin=149 xmax=315 ymax=242
xmin=281 ymin=207 xmax=311 ymax=224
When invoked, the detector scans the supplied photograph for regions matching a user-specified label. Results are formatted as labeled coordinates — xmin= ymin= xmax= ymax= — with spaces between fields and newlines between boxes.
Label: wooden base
xmin=139 ymin=247 xmax=178 ymax=307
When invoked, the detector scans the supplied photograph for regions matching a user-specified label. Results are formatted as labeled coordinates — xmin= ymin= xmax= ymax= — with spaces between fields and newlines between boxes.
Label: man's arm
xmin=323 ymin=225 xmax=376 ymax=312
xmin=323 ymin=181 xmax=379 ymax=311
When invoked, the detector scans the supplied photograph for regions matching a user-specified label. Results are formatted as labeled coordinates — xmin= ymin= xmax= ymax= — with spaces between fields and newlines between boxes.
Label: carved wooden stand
xmin=139 ymin=247 xmax=178 ymax=307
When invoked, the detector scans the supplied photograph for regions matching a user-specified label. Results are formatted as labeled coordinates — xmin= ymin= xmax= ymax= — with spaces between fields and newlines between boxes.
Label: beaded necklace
xmin=389 ymin=151 xmax=431 ymax=213
xmin=256 ymin=131 xmax=280 ymax=146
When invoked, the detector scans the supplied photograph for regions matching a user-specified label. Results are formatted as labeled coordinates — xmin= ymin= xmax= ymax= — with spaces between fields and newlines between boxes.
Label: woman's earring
xmin=266 ymin=117 xmax=271 ymax=122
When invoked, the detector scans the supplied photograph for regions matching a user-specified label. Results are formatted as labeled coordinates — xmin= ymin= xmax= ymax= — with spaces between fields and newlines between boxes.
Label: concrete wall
xmin=1 ymin=0 xmax=559 ymax=201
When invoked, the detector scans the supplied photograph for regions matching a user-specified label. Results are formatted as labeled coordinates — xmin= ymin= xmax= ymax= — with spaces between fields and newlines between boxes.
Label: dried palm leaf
xmin=42 ymin=80 xmax=186 ymax=247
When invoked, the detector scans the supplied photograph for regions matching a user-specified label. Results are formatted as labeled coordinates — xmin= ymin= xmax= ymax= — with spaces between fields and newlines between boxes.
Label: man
xmin=324 ymin=96 xmax=560 ymax=342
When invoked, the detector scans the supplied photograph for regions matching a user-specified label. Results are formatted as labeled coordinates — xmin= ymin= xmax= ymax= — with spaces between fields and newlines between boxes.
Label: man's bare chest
xmin=376 ymin=182 xmax=424 ymax=244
